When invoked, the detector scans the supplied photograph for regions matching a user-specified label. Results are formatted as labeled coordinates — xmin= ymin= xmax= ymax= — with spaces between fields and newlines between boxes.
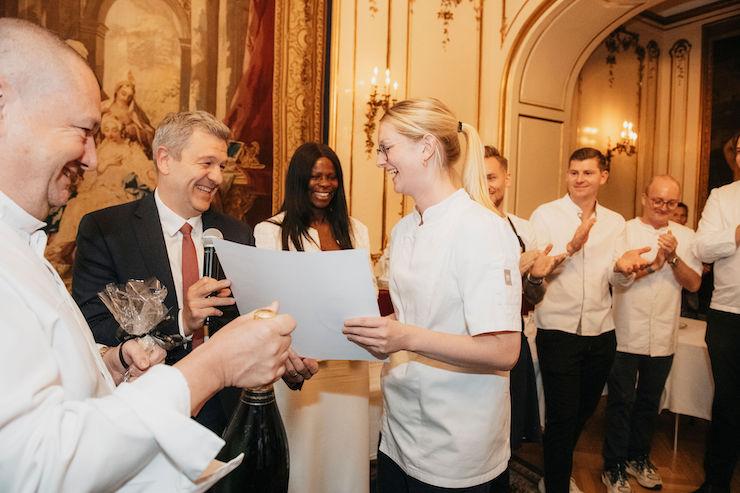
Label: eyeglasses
xmin=648 ymin=197 xmax=679 ymax=209
xmin=377 ymin=143 xmax=396 ymax=160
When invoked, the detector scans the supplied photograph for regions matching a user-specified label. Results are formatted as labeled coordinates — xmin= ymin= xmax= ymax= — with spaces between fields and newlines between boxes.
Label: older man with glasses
xmin=602 ymin=175 xmax=702 ymax=492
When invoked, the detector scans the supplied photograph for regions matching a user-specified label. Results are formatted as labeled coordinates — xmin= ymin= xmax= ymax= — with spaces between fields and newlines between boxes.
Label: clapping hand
xmin=657 ymin=230 xmax=678 ymax=259
xmin=529 ymin=244 xmax=568 ymax=278
xmin=614 ymin=246 xmax=652 ymax=275
xmin=566 ymin=216 xmax=596 ymax=256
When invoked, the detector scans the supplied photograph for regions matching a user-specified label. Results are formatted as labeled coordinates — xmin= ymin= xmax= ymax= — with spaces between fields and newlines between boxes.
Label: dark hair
xmin=273 ymin=142 xmax=353 ymax=251
xmin=569 ymin=147 xmax=608 ymax=173
xmin=484 ymin=145 xmax=508 ymax=171
xmin=677 ymin=201 xmax=688 ymax=212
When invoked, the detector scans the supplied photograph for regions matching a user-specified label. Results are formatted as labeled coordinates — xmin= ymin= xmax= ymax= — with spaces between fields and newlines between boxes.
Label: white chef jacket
xmin=610 ymin=218 xmax=702 ymax=356
xmin=694 ymin=180 xmax=740 ymax=314
xmin=0 ymin=191 xmax=223 ymax=492
xmin=529 ymin=194 xmax=625 ymax=335
xmin=380 ymin=189 xmax=522 ymax=488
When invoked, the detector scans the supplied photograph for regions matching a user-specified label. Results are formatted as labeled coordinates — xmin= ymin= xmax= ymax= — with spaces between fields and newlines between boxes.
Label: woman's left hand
xmin=343 ymin=316 xmax=414 ymax=358
xmin=283 ymin=348 xmax=319 ymax=384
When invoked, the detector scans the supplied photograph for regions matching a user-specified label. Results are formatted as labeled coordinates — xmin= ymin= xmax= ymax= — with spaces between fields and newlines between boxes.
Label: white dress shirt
xmin=694 ymin=180 xmax=740 ymax=314
xmin=254 ymin=212 xmax=372 ymax=493
xmin=380 ymin=189 xmax=522 ymax=488
xmin=0 ymin=191 xmax=222 ymax=492
xmin=530 ymin=194 xmax=625 ymax=335
xmin=154 ymin=190 xmax=203 ymax=338
xmin=610 ymin=218 xmax=702 ymax=356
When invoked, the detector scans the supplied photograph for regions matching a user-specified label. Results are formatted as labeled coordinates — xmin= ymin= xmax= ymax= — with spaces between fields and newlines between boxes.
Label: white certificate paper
xmin=213 ymin=239 xmax=381 ymax=361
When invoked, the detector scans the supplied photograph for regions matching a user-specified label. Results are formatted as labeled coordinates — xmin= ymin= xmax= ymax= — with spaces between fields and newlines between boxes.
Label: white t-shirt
xmin=694 ymin=180 xmax=740 ymax=314
xmin=530 ymin=194 xmax=625 ymax=335
xmin=610 ymin=218 xmax=702 ymax=356
xmin=380 ymin=189 xmax=522 ymax=488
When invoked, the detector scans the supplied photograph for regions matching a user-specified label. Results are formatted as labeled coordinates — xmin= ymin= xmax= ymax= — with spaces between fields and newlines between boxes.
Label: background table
xmin=660 ymin=317 xmax=713 ymax=421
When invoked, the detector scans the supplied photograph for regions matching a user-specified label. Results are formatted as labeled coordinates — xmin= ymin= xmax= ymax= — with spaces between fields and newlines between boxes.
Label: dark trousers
xmin=377 ymin=451 xmax=509 ymax=493
xmin=536 ymin=329 xmax=616 ymax=493
xmin=510 ymin=331 xmax=542 ymax=449
xmin=702 ymin=309 xmax=740 ymax=491
xmin=602 ymin=351 xmax=673 ymax=470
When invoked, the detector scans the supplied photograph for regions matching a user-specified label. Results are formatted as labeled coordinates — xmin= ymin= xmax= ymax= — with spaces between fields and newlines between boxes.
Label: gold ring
xmin=253 ymin=308 xmax=276 ymax=320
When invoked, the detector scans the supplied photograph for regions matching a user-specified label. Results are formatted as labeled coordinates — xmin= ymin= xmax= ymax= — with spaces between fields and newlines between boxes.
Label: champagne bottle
xmin=214 ymin=386 xmax=289 ymax=493
xmin=213 ymin=308 xmax=289 ymax=492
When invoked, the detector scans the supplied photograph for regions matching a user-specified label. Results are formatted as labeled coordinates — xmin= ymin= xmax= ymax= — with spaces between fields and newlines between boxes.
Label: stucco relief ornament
xmin=669 ymin=39 xmax=691 ymax=81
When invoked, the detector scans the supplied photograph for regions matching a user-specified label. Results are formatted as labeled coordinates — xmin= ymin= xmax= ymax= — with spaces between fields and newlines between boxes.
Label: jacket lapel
xmin=132 ymin=194 xmax=178 ymax=312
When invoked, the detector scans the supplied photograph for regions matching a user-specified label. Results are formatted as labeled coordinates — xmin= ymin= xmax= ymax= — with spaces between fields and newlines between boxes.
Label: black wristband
xmin=118 ymin=342 xmax=130 ymax=370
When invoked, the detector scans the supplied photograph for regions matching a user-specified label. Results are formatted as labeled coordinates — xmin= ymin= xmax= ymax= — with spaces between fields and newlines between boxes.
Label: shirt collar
xmin=0 ymin=191 xmax=48 ymax=254
xmin=154 ymin=189 xmax=202 ymax=237
xmin=637 ymin=216 xmax=669 ymax=233
xmin=412 ymin=188 xmax=468 ymax=225
xmin=562 ymin=193 xmax=600 ymax=220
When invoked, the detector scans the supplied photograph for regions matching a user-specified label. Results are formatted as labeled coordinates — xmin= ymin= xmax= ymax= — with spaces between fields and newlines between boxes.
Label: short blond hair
xmin=381 ymin=98 xmax=496 ymax=213
xmin=153 ymin=111 xmax=231 ymax=160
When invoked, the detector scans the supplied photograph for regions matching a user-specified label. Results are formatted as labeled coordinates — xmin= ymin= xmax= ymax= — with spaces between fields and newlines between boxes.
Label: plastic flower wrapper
xmin=98 ymin=278 xmax=182 ymax=360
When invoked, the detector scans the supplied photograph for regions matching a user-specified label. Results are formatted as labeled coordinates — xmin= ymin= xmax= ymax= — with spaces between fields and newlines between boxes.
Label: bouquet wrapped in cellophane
xmin=98 ymin=278 xmax=185 ymax=359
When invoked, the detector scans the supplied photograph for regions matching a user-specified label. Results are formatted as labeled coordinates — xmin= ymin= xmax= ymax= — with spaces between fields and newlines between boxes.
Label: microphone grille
xmin=203 ymin=228 xmax=224 ymax=247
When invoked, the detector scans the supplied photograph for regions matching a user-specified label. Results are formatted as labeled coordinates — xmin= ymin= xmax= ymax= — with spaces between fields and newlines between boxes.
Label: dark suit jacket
xmin=72 ymin=193 xmax=253 ymax=432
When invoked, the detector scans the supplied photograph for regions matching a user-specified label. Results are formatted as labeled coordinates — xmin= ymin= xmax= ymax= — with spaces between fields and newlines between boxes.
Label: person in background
xmin=484 ymin=145 xmax=565 ymax=448
xmin=344 ymin=98 xmax=522 ymax=492
xmin=0 ymin=18 xmax=293 ymax=491
xmin=692 ymin=137 xmax=740 ymax=493
xmin=602 ymin=175 xmax=701 ymax=493
xmin=254 ymin=142 xmax=367 ymax=493
xmin=670 ymin=202 xmax=689 ymax=226
xmin=529 ymin=148 xmax=625 ymax=493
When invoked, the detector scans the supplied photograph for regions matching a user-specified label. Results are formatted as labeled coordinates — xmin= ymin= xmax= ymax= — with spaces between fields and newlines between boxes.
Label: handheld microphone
xmin=203 ymin=228 xmax=224 ymax=329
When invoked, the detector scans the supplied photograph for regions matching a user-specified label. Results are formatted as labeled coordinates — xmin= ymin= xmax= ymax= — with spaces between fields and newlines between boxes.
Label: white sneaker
xmin=537 ymin=477 xmax=584 ymax=493
xmin=602 ymin=464 xmax=632 ymax=493
xmin=625 ymin=456 xmax=662 ymax=490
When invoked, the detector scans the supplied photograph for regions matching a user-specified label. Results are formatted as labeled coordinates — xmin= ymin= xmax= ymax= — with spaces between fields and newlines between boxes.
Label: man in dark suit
xmin=73 ymin=110 xmax=253 ymax=434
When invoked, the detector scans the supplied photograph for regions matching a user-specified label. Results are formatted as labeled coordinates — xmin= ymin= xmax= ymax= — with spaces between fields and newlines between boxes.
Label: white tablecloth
xmin=660 ymin=317 xmax=714 ymax=420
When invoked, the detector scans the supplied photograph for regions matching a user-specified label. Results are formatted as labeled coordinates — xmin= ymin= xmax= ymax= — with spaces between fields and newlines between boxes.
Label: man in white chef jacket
xmin=0 ymin=18 xmax=294 ymax=492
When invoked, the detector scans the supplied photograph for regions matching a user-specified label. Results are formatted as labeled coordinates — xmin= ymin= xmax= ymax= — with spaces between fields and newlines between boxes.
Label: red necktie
xmin=180 ymin=223 xmax=204 ymax=348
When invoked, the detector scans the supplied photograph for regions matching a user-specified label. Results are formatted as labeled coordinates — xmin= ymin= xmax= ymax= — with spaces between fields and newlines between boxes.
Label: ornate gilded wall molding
xmin=669 ymin=39 xmax=691 ymax=81
xmin=636 ymin=39 xmax=660 ymax=212
xmin=603 ymin=26 xmax=645 ymax=87
xmin=667 ymin=38 xmax=691 ymax=182
xmin=273 ymin=0 xmax=327 ymax=212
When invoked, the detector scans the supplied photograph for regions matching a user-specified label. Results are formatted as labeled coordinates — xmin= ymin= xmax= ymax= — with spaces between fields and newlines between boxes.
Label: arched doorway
xmin=500 ymin=0 xmax=666 ymax=217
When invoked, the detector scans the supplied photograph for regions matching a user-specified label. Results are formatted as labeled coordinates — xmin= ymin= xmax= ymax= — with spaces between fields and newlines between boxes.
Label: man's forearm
xmin=174 ymin=346 xmax=223 ymax=415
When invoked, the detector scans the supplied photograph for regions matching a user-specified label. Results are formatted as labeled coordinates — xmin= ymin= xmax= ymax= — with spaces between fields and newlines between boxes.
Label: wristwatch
xmin=526 ymin=273 xmax=544 ymax=285
xmin=668 ymin=255 xmax=680 ymax=268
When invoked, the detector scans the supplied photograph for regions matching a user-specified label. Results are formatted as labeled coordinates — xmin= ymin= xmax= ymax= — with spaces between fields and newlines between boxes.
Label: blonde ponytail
xmin=459 ymin=122 xmax=500 ymax=216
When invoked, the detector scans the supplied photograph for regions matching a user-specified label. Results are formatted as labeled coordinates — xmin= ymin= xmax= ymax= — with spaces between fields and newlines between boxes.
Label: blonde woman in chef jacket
xmin=344 ymin=98 xmax=522 ymax=492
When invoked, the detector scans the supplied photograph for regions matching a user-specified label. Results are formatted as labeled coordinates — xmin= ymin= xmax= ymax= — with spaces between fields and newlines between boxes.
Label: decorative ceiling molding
xmin=640 ymin=0 xmax=737 ymax=26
